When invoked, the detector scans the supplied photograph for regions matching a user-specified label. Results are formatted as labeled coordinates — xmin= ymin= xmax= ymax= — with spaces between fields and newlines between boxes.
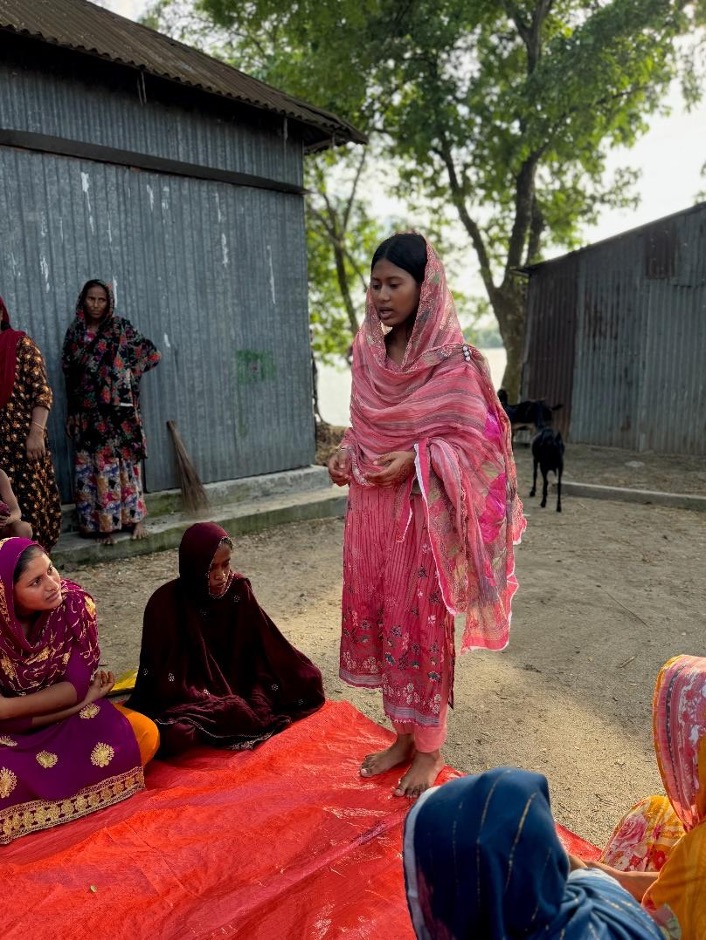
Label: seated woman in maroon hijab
xmin=127 ymin=522 xmax=325 ymax=757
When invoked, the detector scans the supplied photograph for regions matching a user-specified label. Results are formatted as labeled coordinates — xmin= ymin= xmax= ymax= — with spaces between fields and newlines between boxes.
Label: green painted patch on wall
xmin=235 ymin=350 xmax=276 ymax=384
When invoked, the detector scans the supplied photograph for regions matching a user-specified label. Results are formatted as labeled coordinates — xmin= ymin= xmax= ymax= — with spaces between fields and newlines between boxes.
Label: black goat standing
xmin=529 ymin=427 xmax=565 ymax=512
xmin=497 ymin=389 xmax=563 ymax=441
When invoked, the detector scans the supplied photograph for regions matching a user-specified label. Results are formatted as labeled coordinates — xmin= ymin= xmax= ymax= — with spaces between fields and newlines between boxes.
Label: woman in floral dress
xmin=62 ymin=280 xmax=160 ymax=545
xmin=0 ymin=296 xmax=61 ymax=550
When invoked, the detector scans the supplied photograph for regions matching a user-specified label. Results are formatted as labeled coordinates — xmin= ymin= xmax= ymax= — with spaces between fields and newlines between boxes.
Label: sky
xmin=100 ymin=0 xmax=705 ymax=252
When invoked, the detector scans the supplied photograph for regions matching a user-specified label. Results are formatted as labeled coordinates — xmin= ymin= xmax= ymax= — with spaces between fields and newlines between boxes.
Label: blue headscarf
xmin=403 ymin=768 xmax=664 ymax=939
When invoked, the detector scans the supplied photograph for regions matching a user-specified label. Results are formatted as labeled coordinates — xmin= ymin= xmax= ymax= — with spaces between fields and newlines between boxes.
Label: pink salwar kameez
xmin=339 ymin=237 xmax=525 ymax=752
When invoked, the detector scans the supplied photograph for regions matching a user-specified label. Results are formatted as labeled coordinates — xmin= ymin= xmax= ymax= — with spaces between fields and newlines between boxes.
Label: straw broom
xmin=166 ymin=420 xmax=210 ymax=513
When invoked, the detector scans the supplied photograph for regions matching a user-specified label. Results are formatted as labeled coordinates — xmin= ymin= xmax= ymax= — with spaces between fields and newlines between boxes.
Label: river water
xmin=317 ymin=347 xmax=507 ymax=426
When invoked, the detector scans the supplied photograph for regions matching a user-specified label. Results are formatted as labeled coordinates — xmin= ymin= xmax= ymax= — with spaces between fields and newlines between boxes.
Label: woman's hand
xmin=328 ymin=450 xmax=352 ymax=486
xmin=585 ymin=861 xmax=658 ymax=901
xmin=84 ymin=670 xmax=115 ymax=704
xmin=366 ymin=450 xmax=416 ymax=487
xmin=26 ymin=427 xmax=46 ymax=461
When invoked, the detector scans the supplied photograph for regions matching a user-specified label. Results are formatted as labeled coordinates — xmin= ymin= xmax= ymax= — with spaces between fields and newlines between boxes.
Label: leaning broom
xmin=166 ymin=420 xmax=210 ymax=513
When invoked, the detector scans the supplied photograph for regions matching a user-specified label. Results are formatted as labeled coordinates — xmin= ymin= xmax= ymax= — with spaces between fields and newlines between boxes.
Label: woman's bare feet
xmin=394 ymin=750 xmax=444 ymax=799
xmin=131 ymin=521 xmax=147 ymax=541
xmin=98 ymin=534 xmax=116 ymax=546
xmin=360 ymin=733 xmax=414 ymax=778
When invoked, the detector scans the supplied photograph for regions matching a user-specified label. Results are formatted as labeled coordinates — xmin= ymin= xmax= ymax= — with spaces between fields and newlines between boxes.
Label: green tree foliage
xmin=149 ymin=0 xmax=700 ymax=393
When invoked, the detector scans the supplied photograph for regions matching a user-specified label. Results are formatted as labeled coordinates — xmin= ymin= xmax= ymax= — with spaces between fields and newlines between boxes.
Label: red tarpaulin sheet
xmin=0 ymin=700 xmax=599 ymax=939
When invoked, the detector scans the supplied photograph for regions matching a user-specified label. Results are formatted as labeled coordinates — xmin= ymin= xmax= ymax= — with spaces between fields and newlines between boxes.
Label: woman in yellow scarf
xmin=592 ymin=654 xmax=706 ymax=938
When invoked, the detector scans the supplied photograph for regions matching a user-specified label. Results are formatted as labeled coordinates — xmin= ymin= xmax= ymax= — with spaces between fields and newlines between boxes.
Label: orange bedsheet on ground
xmin=0 ymin=700 xmax=599 ymax=939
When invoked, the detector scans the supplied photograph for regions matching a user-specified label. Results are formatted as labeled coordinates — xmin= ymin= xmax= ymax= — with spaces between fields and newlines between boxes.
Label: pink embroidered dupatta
xmin=342 ymin=240 xmax=525 ymax=651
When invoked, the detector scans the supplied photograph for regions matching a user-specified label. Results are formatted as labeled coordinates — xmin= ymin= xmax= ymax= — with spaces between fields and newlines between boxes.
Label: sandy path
xmin=64 ymin=453 xmax=706 ymax=847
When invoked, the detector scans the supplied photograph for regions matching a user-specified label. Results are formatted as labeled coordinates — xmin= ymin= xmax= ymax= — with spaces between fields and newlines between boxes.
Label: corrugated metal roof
xmin=0 ymin=0 xmax=366 ymax=148
xmin=520 ymin=200 xmax=706 ymax=274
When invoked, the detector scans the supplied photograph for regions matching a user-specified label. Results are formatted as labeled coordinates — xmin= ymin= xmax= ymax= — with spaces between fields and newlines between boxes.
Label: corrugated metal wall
xmin=523 ymin=255 xmax=578 ymax=438
xmin=0 ymin=63 xmax=315 ymax=500
xmin=0 ymin=59 xmax=303 ymax=187
xmin=524 ymin=205 xmax=706 ymax=455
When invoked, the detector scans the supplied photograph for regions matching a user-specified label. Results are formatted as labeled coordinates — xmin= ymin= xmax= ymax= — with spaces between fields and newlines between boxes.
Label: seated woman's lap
xmin=114 ymin=704 xmax=160 ymax=766
xmin=600 ymin=794 xmax=685 ymax=872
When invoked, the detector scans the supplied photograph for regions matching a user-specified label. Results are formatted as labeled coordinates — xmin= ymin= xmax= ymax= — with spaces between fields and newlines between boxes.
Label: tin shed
xmin=523 ymin=203 xmax=706 ymax=455
xmin=0 ymin=0 xmax=365 ymax=499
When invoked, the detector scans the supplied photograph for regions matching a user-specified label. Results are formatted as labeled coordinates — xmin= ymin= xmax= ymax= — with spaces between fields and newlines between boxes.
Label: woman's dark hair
xmin=78 ymin=279 xmax=110 ymax=309
xmin=371 ymin=233 xmax=427 ymax=284
xmin=13 ymin=545 xmax=46 ymax=583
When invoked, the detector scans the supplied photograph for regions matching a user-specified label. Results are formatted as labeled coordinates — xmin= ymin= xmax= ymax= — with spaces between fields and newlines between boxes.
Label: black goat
xmin=529 ymin=427 xmax=565 ymax=512
xmin=497 ymin=389 xmax=563 ymax=438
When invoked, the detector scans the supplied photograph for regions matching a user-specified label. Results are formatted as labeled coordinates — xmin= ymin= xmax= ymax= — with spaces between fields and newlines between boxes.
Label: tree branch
xmin=435 ymin=139 xmax=497 ymax=301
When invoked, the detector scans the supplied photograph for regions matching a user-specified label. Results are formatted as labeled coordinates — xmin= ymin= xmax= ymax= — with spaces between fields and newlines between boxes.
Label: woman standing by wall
xmin=0 ymin=296 xmax=62 ymax=550
xmin=328 ymin=233 xmax=524 ymax=798
xmin=62 ymin=280 xmax=160 ymax=546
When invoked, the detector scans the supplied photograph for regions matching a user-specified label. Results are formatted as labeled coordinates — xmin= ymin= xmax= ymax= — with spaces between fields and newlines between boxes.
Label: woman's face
xmin=209 ymin=544 xmax=232 ymax=597
xmin=13 ymin=552 xmax=63 ymax=619
xmin=370 ymin=259 xmax=421 ymax=330
xmin=83 ymin=285 xmax=109 ymax=326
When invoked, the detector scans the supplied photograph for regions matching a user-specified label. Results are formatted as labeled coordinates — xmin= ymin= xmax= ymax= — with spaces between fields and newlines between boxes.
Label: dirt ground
xmin=62 ymin=442 xmax=706 ymax=848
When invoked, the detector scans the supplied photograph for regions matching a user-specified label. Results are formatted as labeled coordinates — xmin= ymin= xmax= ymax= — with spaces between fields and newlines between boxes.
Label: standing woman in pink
xmin=328 ymin=233 xmax=524 ymax=798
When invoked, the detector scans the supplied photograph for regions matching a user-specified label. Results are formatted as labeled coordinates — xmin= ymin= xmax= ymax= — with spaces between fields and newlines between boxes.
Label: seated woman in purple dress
xmin=0 ymin=537 xmax=159 ymax=845
xmin=127 ymin=522 xmax=325 ymax=757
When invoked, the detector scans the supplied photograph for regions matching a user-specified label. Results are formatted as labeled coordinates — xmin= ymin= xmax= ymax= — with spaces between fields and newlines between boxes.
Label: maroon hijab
xmin=127 ymin=523 xmax=325 ymax=756
xmin=0 ymin=297 xmax=26 ymax=409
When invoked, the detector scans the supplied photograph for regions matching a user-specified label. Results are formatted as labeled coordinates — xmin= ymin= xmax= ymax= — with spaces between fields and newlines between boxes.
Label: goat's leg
xmin=556 ymin=467 xmax=562 ymax=512
xmin=540 ymin=469 xmax=548 ymax=508
xmin=530 ymin=457 xmax=538 ymax=497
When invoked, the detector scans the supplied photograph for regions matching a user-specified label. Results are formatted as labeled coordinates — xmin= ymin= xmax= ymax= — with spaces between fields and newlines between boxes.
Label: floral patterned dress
xmin=0 ymin=335 xmax=62 ymax=550
xmin=62 ymin=283 xmax=160 ymax=536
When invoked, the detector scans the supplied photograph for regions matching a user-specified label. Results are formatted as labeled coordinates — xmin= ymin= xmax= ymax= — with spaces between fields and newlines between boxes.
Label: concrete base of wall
xmin=53 ymin=467 xmax=347 ymax=568
xmin=555 ymin=481 xmax=706 ymax=512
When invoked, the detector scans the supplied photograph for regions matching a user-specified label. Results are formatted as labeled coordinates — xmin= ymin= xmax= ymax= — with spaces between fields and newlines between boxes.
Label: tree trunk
xmin=492 ymin=282 xmax=526 ymax=400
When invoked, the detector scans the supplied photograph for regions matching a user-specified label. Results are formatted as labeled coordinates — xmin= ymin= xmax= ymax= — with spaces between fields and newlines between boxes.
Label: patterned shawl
xmin=652 ymin=654 xmax=706 ymax=831
xmin=0 ymin=297 xmax=26 ymax=410
xmin=61 ymin=280 xmax=160 ymax=458
xmin=343 ymin=238 xmax=525 ymax=651
xmin=403 ymin=768 xmax=664 ymax=940
xmin=0 ymin=537 xmax=99 ymax=695
xmin=641 ymin=654 xmax=706 ymax=935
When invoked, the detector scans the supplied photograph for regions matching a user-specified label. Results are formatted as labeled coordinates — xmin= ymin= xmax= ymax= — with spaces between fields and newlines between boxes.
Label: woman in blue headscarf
xmin=403 ymin=768 xmax=664 ymax=939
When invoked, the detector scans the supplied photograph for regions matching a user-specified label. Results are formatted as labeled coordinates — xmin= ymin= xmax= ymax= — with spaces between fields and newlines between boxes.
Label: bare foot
xmin=131 ymin=522 xmax=147 ymax=541
xmin=360 ymin=734 xmax=414 ymax=778
xmin=98 ymin=534 xmax=116 ymax=546
xmin=394 ymin=750 xmax=444 ymax=799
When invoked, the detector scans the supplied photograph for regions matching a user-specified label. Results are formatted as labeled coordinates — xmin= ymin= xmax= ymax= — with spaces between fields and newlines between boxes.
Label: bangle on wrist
xmin=31 ymin=421 xmax=45 ymax=432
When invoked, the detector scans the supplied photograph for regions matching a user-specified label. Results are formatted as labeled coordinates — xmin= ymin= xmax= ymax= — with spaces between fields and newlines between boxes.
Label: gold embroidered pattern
xmin=0 ymin=767 xmax=18 ymax=799
xmin=0 ymin=578 xmax=9 ymax=626
xmin=0 ymin=651 xmax=18 ymax=684
xmin=36 ymin=751 xmax=59 ymax=769
xmin=0 ymin=736 xmax=17 ymax=747
xmin=79 ymin=704 xmax=100 ymax=719
xmin=84 ymin=596 xmax=96 ymax=618
xmin=90 ymin=743 xmax=114 ymax=768
xmin=26 ymin=646 xmax=51 ymax=665
xmin=0 ymin=769 xmax=144 ymax=844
